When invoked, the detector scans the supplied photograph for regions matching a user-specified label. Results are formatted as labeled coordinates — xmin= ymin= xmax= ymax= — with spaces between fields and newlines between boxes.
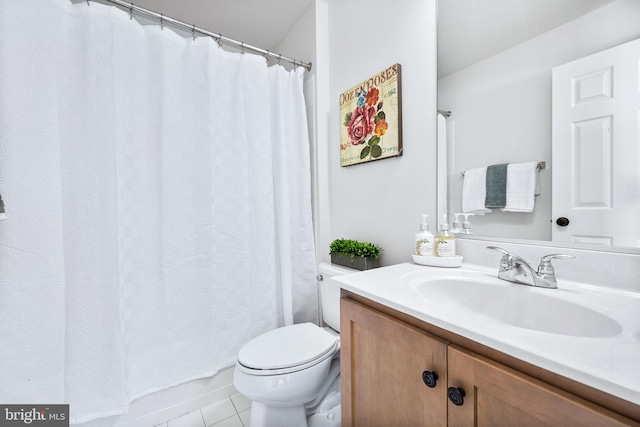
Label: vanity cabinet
xmin=341 ymin=295 xmax=640 ymax=427
xmin=447 ymin=345 xmax=636 ymax=426
xmin=340 ymin=295 xmax=448 ymax=427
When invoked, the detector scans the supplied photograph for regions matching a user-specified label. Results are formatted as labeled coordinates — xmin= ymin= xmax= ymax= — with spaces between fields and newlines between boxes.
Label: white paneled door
xmin=552 ymin=38 xmax=640 ymax=248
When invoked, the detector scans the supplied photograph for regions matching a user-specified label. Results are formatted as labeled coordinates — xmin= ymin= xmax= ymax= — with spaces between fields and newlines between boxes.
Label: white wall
xmin=276 ymin=4 xmax=316 ymax=69
xmin=316 ymin=0 xmax=438 ymax=267
xmin=438 ymin=1 xmax=640 ymax=241
xmin=313 ymin=0 xmax=332 ymax=268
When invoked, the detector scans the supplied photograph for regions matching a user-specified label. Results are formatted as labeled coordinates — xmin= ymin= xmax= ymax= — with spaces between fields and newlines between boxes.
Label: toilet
xmin=233 ymin=262 xmax=356 ymax=427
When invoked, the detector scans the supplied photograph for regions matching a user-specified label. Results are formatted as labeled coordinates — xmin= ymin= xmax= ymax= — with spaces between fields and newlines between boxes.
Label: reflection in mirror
xmin=437 ymin=0 xmax=640 ymax=252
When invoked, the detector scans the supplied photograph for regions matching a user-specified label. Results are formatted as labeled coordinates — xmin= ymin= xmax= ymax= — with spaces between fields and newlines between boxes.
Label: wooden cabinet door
xmin=341 ymin=297 xmax=449 ymax=427
xmin=447 ymin=344 xmax=640 ymax=427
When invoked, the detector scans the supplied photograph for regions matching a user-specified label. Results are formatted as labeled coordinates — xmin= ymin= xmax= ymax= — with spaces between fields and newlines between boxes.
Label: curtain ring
xmin=278 ymin=54 xmax=282 ymax=65
xmin=160 ymin=13 xmax=164 ymax=30
xmin=86 ymin=0 xmax=90 ymax=5
xmin=129 ymin=3 xmax=134 ymax=20
xmin=217 ymin=34 xmax=223 ymax=48
xmin=241 ymin=42 xmax=245 ymax=55
xmin=192 ymin=25 xmax=196 ymax=41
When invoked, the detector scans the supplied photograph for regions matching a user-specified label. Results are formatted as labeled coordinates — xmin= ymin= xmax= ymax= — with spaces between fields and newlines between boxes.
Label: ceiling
xmin=96 ymin=0 xmax=313 ymax=53
xmin=94 ymin=0 xmax=617 ymax=79
xmin=437 ymin=0 xmax=616 ymax=78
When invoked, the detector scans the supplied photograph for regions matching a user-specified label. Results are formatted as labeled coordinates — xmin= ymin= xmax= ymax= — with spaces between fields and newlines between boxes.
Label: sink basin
xmin=413 ymin=272 xmax=622 ymax=338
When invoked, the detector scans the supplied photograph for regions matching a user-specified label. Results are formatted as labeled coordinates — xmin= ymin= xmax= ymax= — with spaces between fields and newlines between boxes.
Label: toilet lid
xmin=238 ymin=323 xmax=338 ymax=370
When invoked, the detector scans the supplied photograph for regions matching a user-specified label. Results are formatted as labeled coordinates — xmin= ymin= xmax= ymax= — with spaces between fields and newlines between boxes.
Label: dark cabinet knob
xmin=422 ymin=370 xmax=438 ymax=388
xmin=556 ymin=217 xmax=570 ymax=227
xmin=447 ymin=387 xmax=466 ymax=406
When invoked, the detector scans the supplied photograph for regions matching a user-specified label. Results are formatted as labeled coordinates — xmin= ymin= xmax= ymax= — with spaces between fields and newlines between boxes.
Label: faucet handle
xmin=540 ymin=253 xmax=575 ymax=261
xmin=537 ymin=253 xmax=575 ymax=278
xmin=486 ymin=246 xmax=510 ymax=256
xmin=486 ymin=246 xmax=517 ymax=271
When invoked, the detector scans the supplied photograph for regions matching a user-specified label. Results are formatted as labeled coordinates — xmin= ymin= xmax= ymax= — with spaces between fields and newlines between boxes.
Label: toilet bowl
xmin=233 ymin=262 xmax=356 ymax=427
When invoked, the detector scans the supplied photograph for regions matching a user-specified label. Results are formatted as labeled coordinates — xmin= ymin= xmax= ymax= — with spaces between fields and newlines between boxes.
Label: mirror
xmin=437 ymin=0 xmax=640 ymax=253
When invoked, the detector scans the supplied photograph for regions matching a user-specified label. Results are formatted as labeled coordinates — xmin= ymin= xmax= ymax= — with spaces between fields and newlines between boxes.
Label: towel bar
xmin=461 ymin=161 xmax=545 ymax=177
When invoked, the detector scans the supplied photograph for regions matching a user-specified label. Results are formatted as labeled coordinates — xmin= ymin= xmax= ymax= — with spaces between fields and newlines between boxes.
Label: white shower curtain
xmin=0 ymin=0 xmax=316 ymax=423
xmin=437 ymin=113 xmax=449 ymax=225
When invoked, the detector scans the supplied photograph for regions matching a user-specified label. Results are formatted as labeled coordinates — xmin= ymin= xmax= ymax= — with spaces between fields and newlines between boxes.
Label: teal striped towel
xmin=485 ymin=163 xmax=508 ymax=208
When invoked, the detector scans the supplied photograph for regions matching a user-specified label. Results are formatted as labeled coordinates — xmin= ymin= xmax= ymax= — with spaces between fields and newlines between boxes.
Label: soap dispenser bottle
xmin=460 ymin=213 xmax=475 ymax=235
xmin=451 ymin=213 xmax=462 ymax=234
xmin=434 ymin=214 xmax=456 ymax=257
xmin=415 ymin=214 xmax=434 ymax=256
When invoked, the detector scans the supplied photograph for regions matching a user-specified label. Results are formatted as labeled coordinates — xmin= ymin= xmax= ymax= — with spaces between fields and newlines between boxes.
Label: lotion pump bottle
xmin=415 ymin=214 xmax=434 ymax=256
xmin=434 ymin=214 xmax=456 ymax=257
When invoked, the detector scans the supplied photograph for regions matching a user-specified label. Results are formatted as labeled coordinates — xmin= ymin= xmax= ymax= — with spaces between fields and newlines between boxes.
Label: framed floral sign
xmin=339 ymin=64 xmax=402 ymax=166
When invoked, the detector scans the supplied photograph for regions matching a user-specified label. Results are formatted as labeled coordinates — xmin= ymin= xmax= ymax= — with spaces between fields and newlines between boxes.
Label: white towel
xmin=502 ymin=161 xmax=537 ymax=212
xmin=462 ymin=167 xmax=492 ymax=215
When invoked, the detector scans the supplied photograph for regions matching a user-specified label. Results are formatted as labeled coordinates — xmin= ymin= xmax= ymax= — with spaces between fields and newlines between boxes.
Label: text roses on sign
xmin=339 ymin=64 xmax=399 ymax=107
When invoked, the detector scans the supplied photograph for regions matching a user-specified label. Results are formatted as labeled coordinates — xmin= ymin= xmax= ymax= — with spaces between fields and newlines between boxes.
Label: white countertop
xmin=334 ymin=262 xmax=640 ymax=406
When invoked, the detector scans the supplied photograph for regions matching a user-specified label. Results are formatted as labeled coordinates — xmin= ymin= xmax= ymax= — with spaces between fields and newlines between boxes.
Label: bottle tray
xmin=411 ymin=253 xmax=464 ymax=268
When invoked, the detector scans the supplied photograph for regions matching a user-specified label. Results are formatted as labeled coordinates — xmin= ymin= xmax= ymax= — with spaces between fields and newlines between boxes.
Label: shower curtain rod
xmin=437 ymin=109 xmax=451 ymax=117
xmin=98 ymin=0 xmax=313 ymax=71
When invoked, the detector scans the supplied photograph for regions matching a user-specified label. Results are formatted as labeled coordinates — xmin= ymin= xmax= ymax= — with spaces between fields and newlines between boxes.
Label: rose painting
xmin=339 ymin=64 xmax=402 ymax=166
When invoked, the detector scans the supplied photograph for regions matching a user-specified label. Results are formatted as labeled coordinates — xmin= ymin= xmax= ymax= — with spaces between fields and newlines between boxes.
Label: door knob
xmin=422 ymin=370 xmax=438 ymax=388
xmin=556 ymin=217 xmax=570 ymax=227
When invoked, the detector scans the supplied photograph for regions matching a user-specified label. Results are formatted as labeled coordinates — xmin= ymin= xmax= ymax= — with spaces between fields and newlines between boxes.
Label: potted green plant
xmin=329 ymin=238 xmax=383 ymax=271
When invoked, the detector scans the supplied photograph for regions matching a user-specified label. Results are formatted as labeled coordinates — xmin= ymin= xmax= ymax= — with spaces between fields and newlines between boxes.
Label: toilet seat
xmin=237 ymin=323 xmax=339 ymax=376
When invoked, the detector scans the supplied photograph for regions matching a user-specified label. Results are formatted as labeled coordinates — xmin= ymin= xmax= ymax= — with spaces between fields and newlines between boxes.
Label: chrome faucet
xmin=487 ymin=246 xmax=575 ymax=289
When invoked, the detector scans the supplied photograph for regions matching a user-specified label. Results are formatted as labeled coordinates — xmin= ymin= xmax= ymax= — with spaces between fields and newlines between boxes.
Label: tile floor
xmin=155 ymin=392 xmax=251 ymax=427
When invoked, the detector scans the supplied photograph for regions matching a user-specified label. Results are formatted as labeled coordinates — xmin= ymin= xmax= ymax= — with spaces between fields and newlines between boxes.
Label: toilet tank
xmin=317 ymin=262 xmax=358 ymax=332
